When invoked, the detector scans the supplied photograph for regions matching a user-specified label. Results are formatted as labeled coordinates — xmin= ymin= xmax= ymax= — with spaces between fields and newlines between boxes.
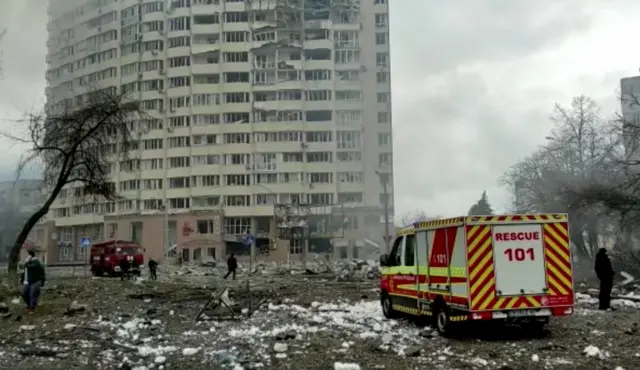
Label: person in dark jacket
xmin=148 ymin=259 xmax=158 ymax=280
xmin=20 ymin=250 xmax=46 ymax=313
xmin=595 ymin=248 xmax=615 ymax=310
xmin=224 ymin=254 xmax=238 ymax=280
xmin=119 ymin=258 xmax=131 ymax=281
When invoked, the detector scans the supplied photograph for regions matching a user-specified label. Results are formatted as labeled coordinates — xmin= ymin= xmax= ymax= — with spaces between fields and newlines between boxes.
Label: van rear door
xmin=491 ymin=224 xmax=547 ymax=296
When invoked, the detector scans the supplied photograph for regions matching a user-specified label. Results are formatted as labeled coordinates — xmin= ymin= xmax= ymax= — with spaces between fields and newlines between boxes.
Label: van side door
xmin=386 ymin=236 xmax=406 ymax=295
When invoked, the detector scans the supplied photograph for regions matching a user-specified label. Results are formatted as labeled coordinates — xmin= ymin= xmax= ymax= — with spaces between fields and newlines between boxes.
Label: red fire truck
xmin=380 ymin=214 xmax=574 ymax=335
xmin=90 ymin=239 xmax=145 ymax=277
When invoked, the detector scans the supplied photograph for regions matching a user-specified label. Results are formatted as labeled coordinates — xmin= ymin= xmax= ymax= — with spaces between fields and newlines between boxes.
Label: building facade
xmin=622 ymin=76 xmax=640 ymax=159
xmin=40 ymin=0 xmax=394 ymax=264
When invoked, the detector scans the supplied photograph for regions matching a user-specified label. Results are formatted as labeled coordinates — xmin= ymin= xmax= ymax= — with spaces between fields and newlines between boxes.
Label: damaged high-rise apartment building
xmin=35 ymin=0 xmax=393 ymax=264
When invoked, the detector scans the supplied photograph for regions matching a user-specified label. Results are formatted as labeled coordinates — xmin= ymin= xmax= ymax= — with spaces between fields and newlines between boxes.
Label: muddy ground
xmin=0 ymin=266 xmax=639 ymax=370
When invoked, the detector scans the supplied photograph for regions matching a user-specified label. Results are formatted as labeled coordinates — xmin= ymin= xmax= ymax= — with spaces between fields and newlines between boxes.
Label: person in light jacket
xmin=20 ymin=250 xmax=46 ymax=313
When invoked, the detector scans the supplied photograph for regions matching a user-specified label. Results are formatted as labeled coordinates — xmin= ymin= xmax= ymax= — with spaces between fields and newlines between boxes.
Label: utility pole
xmin=161 ymin=203 xmax=169 ymax=259
xmin=376 ymin=170 xmax=391 ymax=254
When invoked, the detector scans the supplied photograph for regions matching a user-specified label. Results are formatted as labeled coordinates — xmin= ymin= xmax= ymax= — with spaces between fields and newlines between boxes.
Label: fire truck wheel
xmin=381 ymin=293 xmax=398 ymax=319
xmin=434 ymin=306 xmax=452 ymax=336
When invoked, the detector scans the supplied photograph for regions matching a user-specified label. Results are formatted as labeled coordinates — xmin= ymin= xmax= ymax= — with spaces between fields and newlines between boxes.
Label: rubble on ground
xmin=1 ymin=270 xmax=640 ymax=369
xmin=163 ymin=258 xmax=381 ymax=282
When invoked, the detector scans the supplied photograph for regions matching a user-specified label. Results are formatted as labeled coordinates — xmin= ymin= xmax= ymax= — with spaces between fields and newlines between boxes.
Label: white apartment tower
xmin=39 ymin=0 xmax=393 ymax=263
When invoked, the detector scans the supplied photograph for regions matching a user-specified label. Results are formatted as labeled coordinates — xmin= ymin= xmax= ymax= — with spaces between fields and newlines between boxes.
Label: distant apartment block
xmin=621 ymin=76 xmax=640 ymax=159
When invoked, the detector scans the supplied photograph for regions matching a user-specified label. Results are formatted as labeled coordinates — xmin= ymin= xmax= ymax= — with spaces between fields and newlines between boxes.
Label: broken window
xmin=305 ymin=29 xmax=329 ymax=41
xmin=304 ymin=49 xmax=331 ymax=60
xmin=193 ymin=14 xmax=219 ymax=24
xmin=224 ymin=72 xmax=250 ymax=83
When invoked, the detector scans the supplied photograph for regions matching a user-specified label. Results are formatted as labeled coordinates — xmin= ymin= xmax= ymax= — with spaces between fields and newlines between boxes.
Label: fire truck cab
xmin=379 ymin=214 xmax=574 ymax=335
xmin=90 ymin=240 xmax=145 ymax=277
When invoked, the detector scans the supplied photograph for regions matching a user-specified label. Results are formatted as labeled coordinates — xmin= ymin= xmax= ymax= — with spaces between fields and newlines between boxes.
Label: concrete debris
xmin=163 ymin=259 xmax=381 ymax=281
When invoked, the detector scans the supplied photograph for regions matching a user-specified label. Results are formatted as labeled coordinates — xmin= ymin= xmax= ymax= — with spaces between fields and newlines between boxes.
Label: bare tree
xmin=397 ymin=210 xmax=440 ymax=228
xmin=4 ymin=89 xmax=141 ymax=283
xmin=502 ymin=95 xmax=623 ymax=263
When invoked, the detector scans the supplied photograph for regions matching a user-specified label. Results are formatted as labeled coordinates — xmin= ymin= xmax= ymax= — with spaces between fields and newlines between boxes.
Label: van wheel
xmin=381 ymin=293 xmax=398 ymax=319
xmin=523 ymin=321 xmax=547 ymax=337
xmin=434 ymin=305 xmax=453 ymax=336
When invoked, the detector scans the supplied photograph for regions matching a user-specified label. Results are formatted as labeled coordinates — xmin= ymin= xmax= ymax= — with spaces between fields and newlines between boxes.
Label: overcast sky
xmin=2 ymin=0 xmax=640 ymax=219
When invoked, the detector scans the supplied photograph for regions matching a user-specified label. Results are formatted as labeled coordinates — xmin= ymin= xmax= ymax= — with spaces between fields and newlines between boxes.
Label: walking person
xmin=20 ymin=250 xmax=46 ymax=313
xmin=148 ymin=258 xmax=158 ymax=281
xmin=119 ymin=258 xmax=131 ymax=281
xmin=224 ymin=254 xmax=238 ymax=280
xmin=595 ymin=248 xmax=616 ymax=310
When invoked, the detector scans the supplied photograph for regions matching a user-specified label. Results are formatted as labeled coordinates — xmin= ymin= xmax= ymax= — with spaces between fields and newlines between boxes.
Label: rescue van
xmin=379 ymin=214 xmax=574 ymax=335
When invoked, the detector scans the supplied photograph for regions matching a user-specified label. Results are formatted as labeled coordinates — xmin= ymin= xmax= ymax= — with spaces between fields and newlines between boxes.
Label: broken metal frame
xmin=194 ymin=286 xmax=268 ymax=322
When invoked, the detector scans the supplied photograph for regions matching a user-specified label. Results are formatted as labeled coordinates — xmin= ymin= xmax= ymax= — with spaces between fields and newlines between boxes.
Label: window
xmin=169 ymin=116 xmax=190 ymax=127
xmin=404 ymin=234 xmax=415 ymax=266
xmin=375 ymin=32 xmax=388 ymax=45
xmin=197 ymin=220 xmax=215 ymax=234
xmin=375 ymin=13 xmax=388 ymax=27
xmin=376 ymin=52 xmax=389 ymax=67
xmin=337 ymin=192 xmax=363 ymax=204
xmin=337 ymin=151 xmax=362 ymax=162
xmin=224 ymin=195 xmax=251 ymax=207
xmin=168 ymin=156 xmax=190 ymax=168
xmin=224 ymin=31 xmax=248 ymax=43
xmin=169 ymin=76 xmax=191 ymax=87
xmin=335 ymin=50 xmax=360 ymax=64
xmin=337 ymin=131 xmax=361 ymax=149
xmin=193 ymin=93 xmax=219 ymax=106
xmin=377 ymin=71 xmax=389 ymax=83
xmin=168 ymin=197 xmax=190 ymax=209
xmin=336 ymin=110 xmax=361 ymax=125
xmin=378 ymin=132 xmax=391 ymax=145
xmin=224 ymin=52 xmax=249 ymax=63
xmin=378 ymin=112 xmax=389 ymax=123
xmin=306 ymin=152 xmax=332 ymax=163
xmin=225 ymin=174 xmax=250 ymax=186
xmin=379 ymin=152 xmax=392 ymax=166
xmin=169 ymin=56 xmax=190 ymax=68
xmin=387 ymin=236 xmax=403 ymax=266
xmin=192 ymin=134 xmax=218 ymax=145
xmin=377 ymin=93 xmax=390 ymax=103
xmin=224 ymin=92 xmax=250 ymax=103
xmin=305 ymin=131 xmax=332 ymax=142
xmin=336 ymin=90 xmax=361 ymax=101
xmin=168 ymin=136 xmax=190 ymax=148
xmin=224 ymin=12 xmax=249 ymax=23
xmin=307 ymin=172 xmax=332 ymax=184
xmin=168 ymin=36 xmax=191 ymax=48
xmin=338 ymin=172 xmax=362 ymax=183
xmin=169 ymin=17 xmax=191 ymax=31
xmin=168 ymin=177 xmax=190 ymax=188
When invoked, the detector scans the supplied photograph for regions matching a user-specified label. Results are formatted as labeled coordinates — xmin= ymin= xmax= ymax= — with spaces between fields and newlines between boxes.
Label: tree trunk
xmin=7 ymin=205 xmax=51 ymax=290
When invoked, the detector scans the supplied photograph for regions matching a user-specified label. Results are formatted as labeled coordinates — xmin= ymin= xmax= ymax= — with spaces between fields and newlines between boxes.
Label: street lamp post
xmin=375 ymin=170 xmax=391 ymax=254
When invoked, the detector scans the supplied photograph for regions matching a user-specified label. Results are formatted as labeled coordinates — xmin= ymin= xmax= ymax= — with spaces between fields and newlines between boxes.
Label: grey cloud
xmin=390 ymin=0 xmax=596 ymax=80
xmin=393 ymin=69 xmax=551 ymax=206
xmin=0 ymin=1 xmax=48 ymax=111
